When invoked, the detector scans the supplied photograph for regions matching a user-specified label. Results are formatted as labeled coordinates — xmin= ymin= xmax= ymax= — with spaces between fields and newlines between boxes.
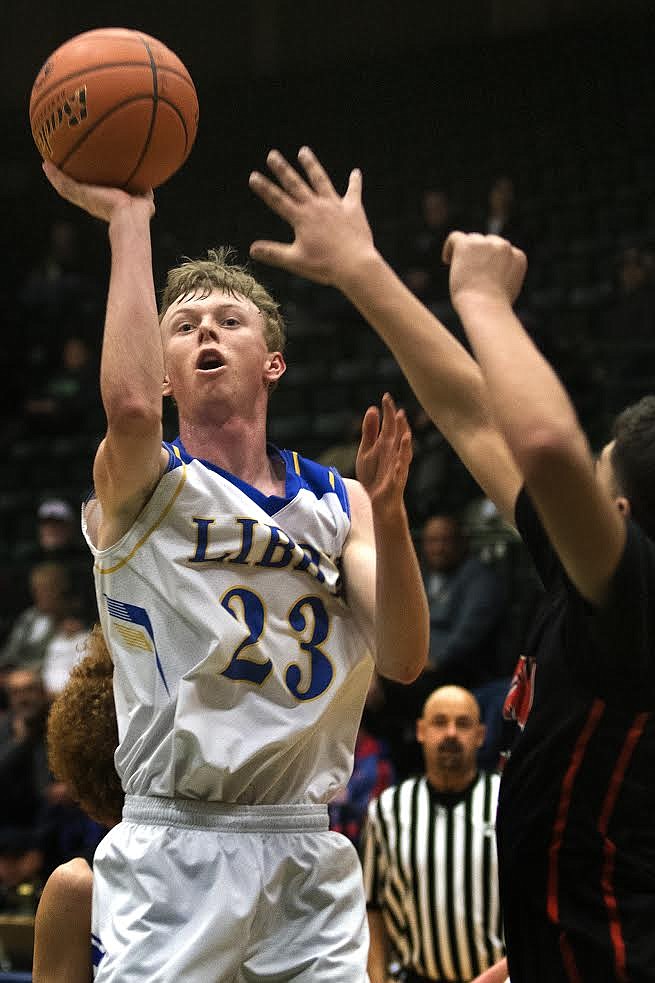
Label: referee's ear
xmin=475 ymin=723 xmax=486 ymax=750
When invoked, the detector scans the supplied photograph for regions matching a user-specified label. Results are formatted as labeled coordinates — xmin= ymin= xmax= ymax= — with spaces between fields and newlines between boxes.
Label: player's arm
xmin=443 ymin=232 xmax=626 ymax=604
xmin=32 ymin=859 xmax=93 ymax=983
xmin=342 ymin=394 xmax=428 ymax=684
xmin=470 ymin=958 xmax=510 ymax=983
xmin=42 ymin=164 xmax=168 ymax=540
xmin=367 ymin=909 xmax=394 ymax=983
xmin=248 ymin=148 xmax=522 ymax=524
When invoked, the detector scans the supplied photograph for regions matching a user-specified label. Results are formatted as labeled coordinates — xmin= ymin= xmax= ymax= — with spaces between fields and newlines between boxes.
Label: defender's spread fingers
xmin=298 ymin=146 xmax=337 ymax=197
xmin=265 ymin=150 xmax=312 ymax=202
xmin=249 ymin=171 xmax=299 ymax=224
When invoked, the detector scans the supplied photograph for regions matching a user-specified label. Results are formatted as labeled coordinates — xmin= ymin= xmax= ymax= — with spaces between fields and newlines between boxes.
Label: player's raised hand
xmin=42 ymin=161 xmax=154 ymax=224
xmin=443 ymin=231 xmax=527 ymax=311
xmin=249 ymin=147 xmax=376 ymax=287
xmin=356 ymin=393 xmax=412 ymax=518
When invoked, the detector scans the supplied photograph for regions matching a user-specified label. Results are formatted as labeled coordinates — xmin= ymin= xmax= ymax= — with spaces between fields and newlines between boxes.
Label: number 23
xmin=220 ymin=587 xmax=334 ymax=701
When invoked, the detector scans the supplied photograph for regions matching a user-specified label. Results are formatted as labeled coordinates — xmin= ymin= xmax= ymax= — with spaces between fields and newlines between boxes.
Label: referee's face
xmin=417 ymin=686 xmax=485 ymax=781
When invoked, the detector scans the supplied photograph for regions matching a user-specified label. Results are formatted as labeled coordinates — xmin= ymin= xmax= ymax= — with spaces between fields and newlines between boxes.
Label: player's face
xmin=417 ymin=687 xmax=484 ymax=775
xmin=160 ymin=289 xmax=285 ymax=414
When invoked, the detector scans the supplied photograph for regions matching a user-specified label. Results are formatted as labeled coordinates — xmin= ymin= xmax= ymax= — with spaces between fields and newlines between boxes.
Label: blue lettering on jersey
xmin=188 ymin=516 xmax=327 ymax=586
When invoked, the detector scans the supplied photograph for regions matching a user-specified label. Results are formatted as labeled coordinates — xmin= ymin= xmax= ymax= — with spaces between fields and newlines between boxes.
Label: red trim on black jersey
xmin=597 ymin=711 xmax=650 ymax=983
xmin=547 ymin=699 xmax=605 ymax=980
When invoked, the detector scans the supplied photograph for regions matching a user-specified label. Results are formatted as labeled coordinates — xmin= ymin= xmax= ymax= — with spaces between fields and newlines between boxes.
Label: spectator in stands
xmin=18 ymin=220 xmax=100 ymax=339
xmin=419 ymin=514 xmax=510 ymax=770
xmin=361 ymin=684 xmax=506 ymax=983
xmin=41 ymin=614 xmax=89 ymax=699
xmin=405 ymin=405 xmax=481 ymax=525
xmin=421 ymin=515 xmax=507 ymax=685
xmin=316 ymin=408 xmax=363 ymax=478
xmin=22 ymin=335 xmax=100 ymax=437
xmin=474 ymin=175 xmax=527 ymax=254
xmin=328 ymin=673 xmax=395 ymax=847
xmin=400 ymin=189 xmax=455 ymax=309
xmin=0 ymin=563 xmax=72 ymax=674
xmin=0 ymin=668 xmax=50 ymax=901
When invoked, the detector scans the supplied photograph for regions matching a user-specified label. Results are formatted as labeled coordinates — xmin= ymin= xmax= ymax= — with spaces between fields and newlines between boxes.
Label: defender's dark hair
xmin=611 ymin=395 xmax=655 ymax=541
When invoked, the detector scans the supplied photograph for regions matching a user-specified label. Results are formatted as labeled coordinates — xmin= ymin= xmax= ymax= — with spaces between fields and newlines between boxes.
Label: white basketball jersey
xmin=82 ymin=439 xmax=374 ymax=805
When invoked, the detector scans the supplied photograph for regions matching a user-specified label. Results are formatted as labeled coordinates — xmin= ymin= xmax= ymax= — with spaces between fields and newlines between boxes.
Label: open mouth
xmin=196 ymin=350 xmax=225 ymax=372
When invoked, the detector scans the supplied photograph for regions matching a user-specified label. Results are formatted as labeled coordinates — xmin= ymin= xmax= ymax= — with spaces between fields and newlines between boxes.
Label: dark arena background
xmin=0 ymin=0 xmax=654 ymax=976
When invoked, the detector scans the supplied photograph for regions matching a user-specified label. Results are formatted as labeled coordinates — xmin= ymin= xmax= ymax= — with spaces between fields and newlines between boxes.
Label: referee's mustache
xmin=438 ymin=737 xmax=464 ymax=754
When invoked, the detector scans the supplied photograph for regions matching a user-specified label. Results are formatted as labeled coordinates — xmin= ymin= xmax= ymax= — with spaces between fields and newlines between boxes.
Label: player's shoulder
xmin=42 ymin=857 xmax=93 ymax=909
xmin=279 ymin=448 xmax=350 ymax=516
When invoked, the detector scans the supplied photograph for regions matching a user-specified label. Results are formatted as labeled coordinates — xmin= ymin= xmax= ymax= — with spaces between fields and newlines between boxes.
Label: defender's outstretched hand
xmin=356 ymin=394 xmax=412 ymax=518
xmin=443 ymin=231 xmax=527 ymax=311
xmin=249 ymin=147 xmax=376 ymax=286
xmin=42 ymin=161 xmax=154 ymax=224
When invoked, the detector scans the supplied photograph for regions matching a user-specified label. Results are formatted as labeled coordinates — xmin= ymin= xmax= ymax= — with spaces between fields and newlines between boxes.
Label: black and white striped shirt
xmin=361 ymin=772 xmax=504 ymax=982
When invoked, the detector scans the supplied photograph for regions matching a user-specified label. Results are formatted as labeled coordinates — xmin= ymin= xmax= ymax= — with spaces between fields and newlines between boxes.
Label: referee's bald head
xmin=421 ymin=685 xmax=481 ymax=722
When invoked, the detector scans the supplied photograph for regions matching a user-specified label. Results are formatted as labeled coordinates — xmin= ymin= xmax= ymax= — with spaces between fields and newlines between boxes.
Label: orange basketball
xmin=29 ymin=28 xmax=199 ymax=193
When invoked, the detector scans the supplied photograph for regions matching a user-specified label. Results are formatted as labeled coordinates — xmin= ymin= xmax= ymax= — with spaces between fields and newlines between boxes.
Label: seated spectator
xmin=419 ymin=514 xmax=511 ymax=769
xmin=400 ymin=188 xmax=457 ymax=308
xmin=316 ymin=409 xmax=362 ymax=478
xmin=421 ymin=514 xmax=507 ymax=685
xmin=0 ymin=668 xmax=50 ymax=904
xmin=329 ymin=673 xmax=395 ymax=847
xmin=41 ymin=615 xmax=90 ymax=699
xmin=22 ymin=335 xmax=100 ymax=437
xmin=473 ymin=175 xmax=528 ymax=253
xmin=0 ymin=563 xmax=72 ymax=674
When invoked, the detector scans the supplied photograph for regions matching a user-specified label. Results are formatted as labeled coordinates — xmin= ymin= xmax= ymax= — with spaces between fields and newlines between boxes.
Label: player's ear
xmin=162 ymin=374 xmax=173 ymax=397
xmin=616 ymin=496 xmax=631 ymax=518
xmin=264 ymin=352 xmax=286 ymax=385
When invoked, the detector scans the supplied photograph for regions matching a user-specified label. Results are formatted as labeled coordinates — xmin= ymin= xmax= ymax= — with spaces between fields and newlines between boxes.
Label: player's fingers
xmin=359 ymin=405 xmax=380 ymax=450
xmin=378 ymin=393 xmax=397 ymax=443
xmin=392 ymin=430 xmax=413 ymax=488
xmin=249 ymin=171 xmax=298 ymax=223
xmin=344 ymin=168 xmax=363 ymax=203
xmin=442 ymin=230 xmax=467 ymax=265
xmin=42 ymin=160 xmax=83 ymax=204
xmin=298 ymin=146 xmax=337 ymax=197
xmin=249 ymin=240 xmax=296 ymax=271
xmin=265 ymin=149 xmax=312 ymax=202
xmin=393 ymin=408 xmax=410 ymax=454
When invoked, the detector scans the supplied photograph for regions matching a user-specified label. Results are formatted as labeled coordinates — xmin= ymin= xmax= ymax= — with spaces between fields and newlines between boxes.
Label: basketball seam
xmin=30 ymin=62 xmax=195 ymax=118
xmin=121 ymin=38 xmax=159 ymax=190
xmin=57 ymin=94 xmax=185 ymax=174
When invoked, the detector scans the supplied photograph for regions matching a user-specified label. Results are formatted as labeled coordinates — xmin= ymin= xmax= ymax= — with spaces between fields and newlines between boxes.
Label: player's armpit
xmin=92 ymin=435 xmax=169 ymax=548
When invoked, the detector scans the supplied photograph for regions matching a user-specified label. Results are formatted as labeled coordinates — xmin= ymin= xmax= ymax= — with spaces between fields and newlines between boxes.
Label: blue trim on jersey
xmin=170 ymin=437 xmax=350 ymax=518
xmin=91 ymin=932 xmax=105 ymax=967
xmin=162 ymin=441 xmax=185 ymax=472
xmin=104 ymin=595 xmax=171 ymax=697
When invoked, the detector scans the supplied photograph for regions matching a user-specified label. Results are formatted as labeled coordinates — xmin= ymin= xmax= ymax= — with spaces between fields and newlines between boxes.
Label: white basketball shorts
xmin=91 ymin=796 xmax=369 ymax=982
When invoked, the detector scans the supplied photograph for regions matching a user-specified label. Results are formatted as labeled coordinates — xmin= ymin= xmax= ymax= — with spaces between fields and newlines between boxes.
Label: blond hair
xmin=159 ymin=247 xmax=286 ymax=353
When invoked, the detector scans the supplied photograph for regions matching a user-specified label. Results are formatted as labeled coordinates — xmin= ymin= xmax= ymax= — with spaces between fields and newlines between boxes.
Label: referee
xmin=361 ymin=685 xmax=507 ymax=983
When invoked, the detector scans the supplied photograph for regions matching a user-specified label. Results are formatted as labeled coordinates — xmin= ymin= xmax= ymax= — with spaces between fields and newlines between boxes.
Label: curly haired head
xmin=47 ymin=625 xmax=123 ymax=827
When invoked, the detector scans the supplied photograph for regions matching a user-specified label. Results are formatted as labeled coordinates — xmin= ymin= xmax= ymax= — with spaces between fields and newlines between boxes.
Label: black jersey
xmin=497 ymin=488 xmax=655 ymax=983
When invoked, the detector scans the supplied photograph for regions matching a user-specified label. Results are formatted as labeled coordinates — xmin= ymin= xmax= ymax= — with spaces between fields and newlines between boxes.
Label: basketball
xmin=29 ymin=28 xmax=199 ymax=193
